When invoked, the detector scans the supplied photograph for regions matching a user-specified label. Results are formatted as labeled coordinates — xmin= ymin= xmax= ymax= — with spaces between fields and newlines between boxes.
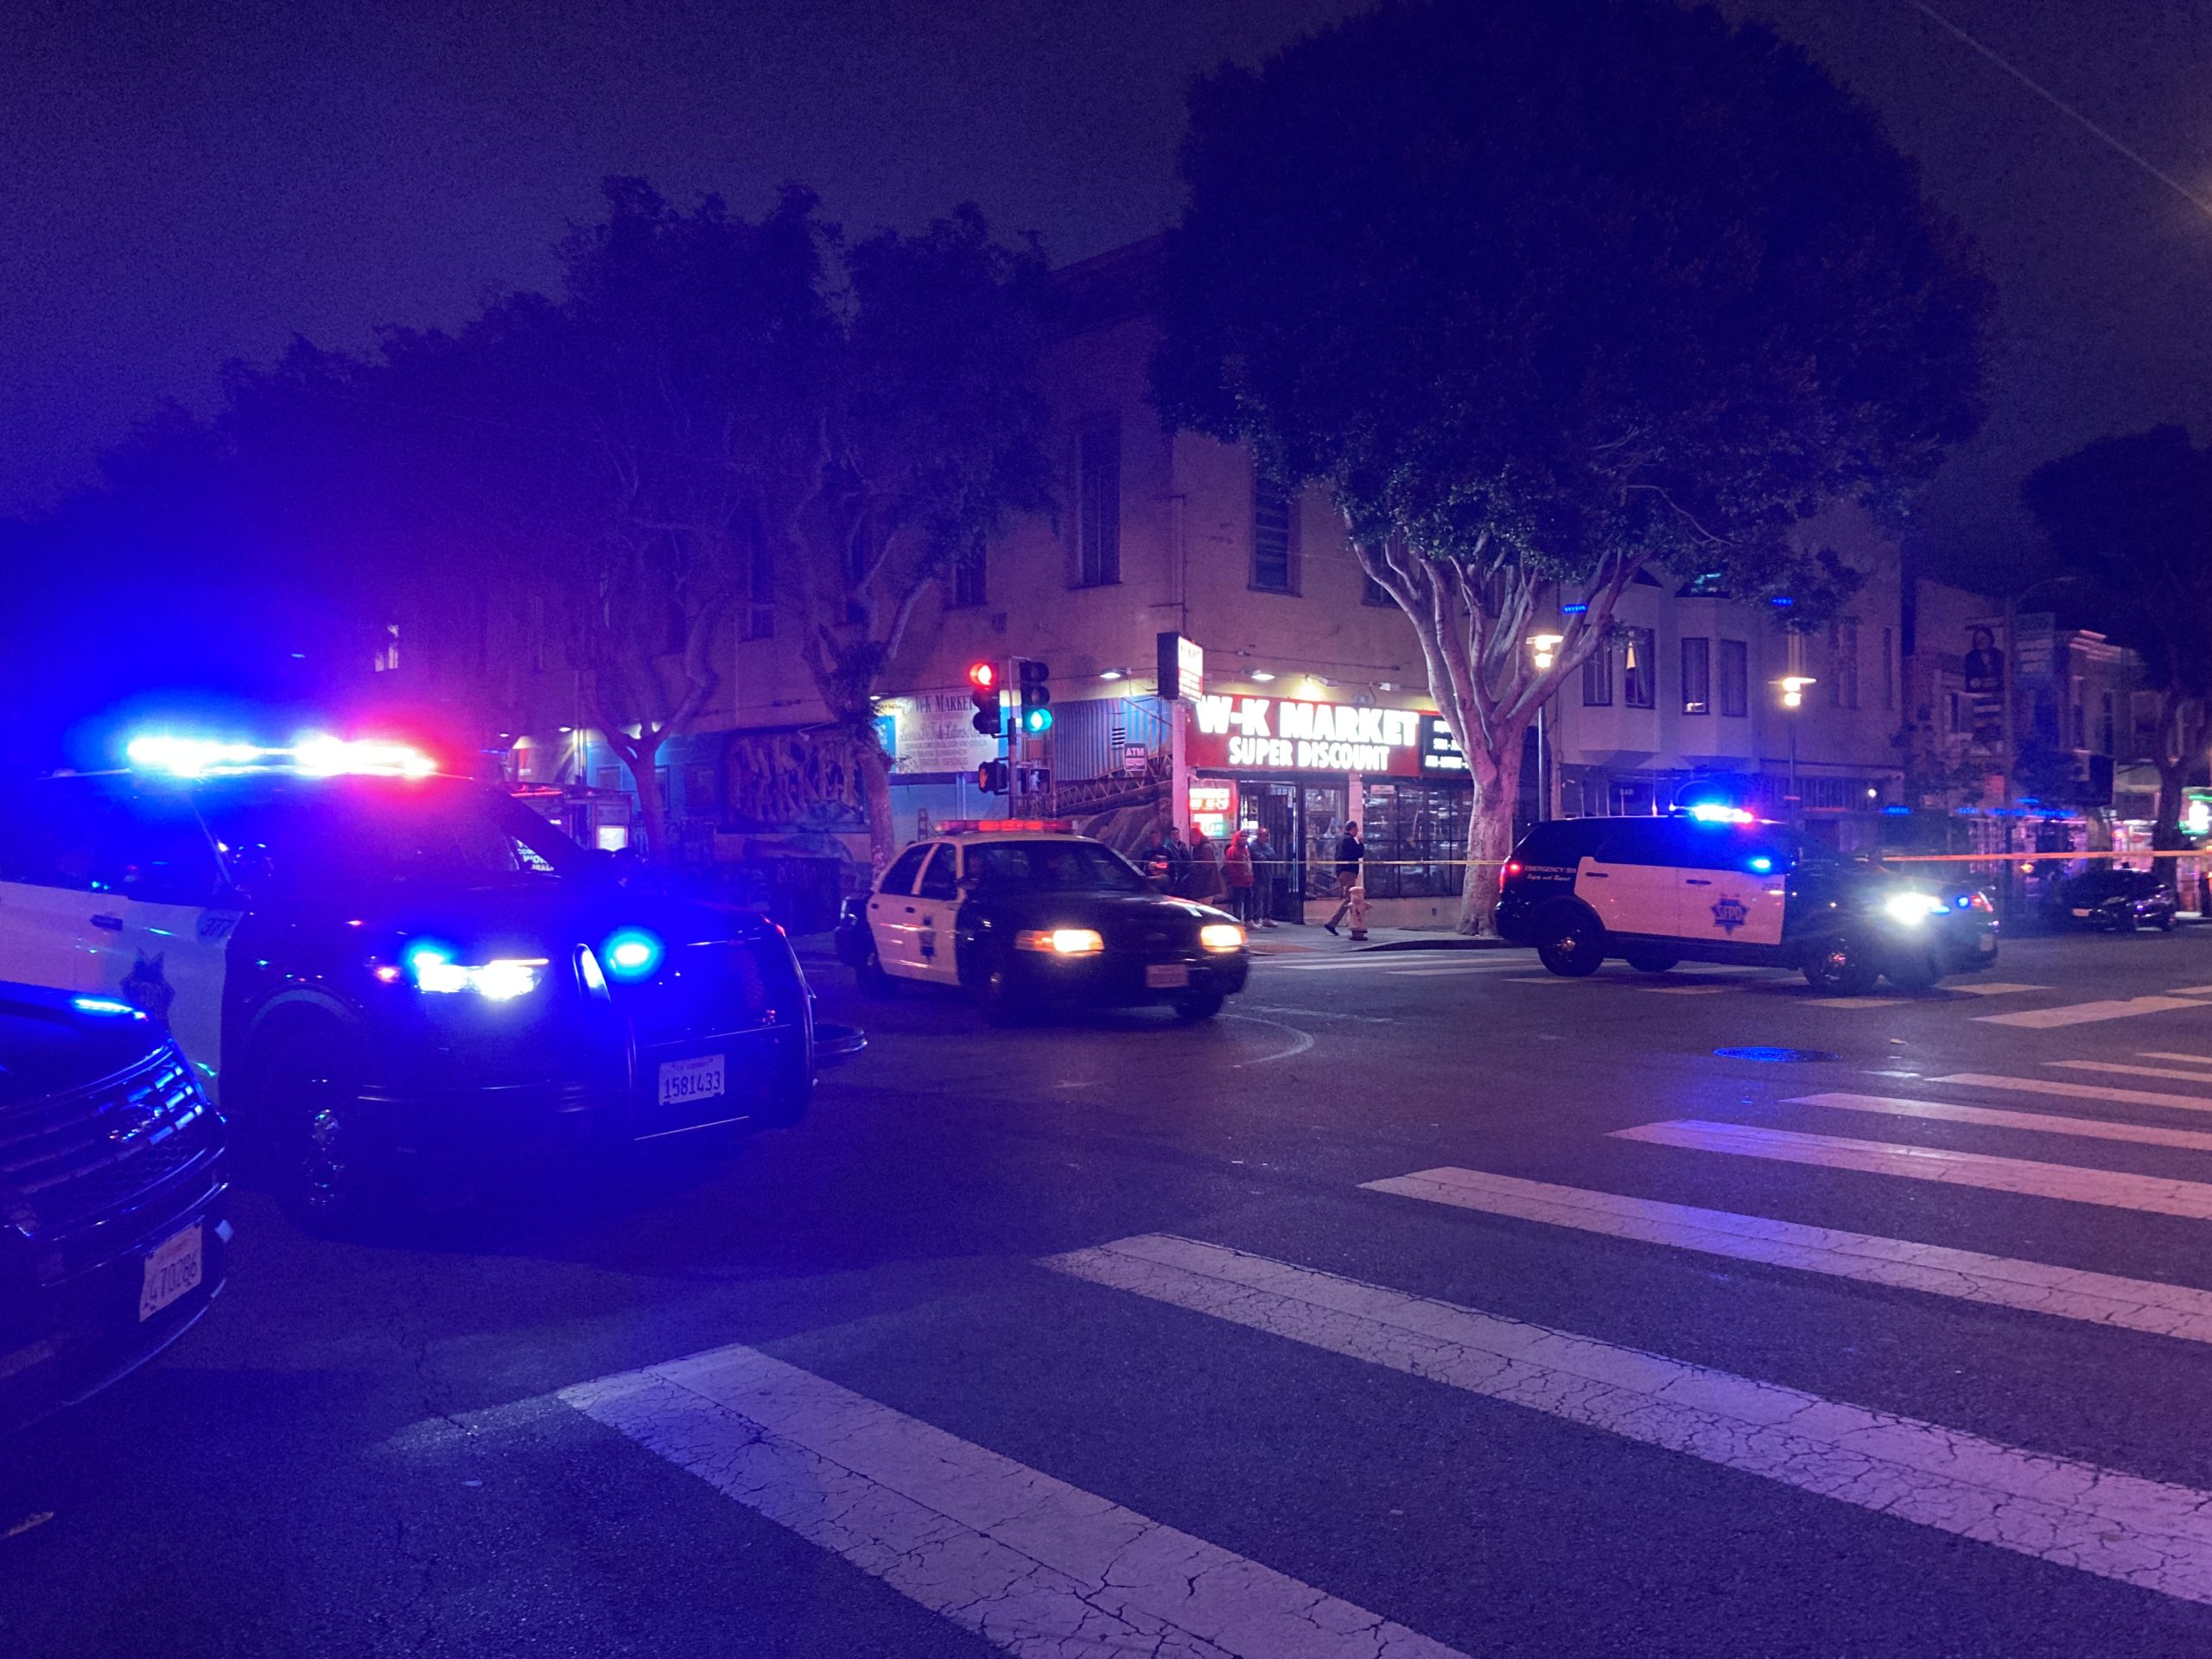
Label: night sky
xmin=4 ymin=0 xmax=2208 ymax=569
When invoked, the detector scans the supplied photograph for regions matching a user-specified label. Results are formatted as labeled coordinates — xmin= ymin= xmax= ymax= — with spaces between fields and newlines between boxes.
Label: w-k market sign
xmin=1188 ymin=695 xmax=1446 ymax=777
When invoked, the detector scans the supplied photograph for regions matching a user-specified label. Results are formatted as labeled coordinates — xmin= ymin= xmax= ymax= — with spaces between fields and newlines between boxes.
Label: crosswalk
xmin=519 ymin=1038 xmax=2212 ymax=1649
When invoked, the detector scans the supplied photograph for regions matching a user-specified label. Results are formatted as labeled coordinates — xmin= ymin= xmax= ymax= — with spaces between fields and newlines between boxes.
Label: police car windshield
xmin=966 ymin=840 xmax=1149 ymax=893
xmin=192 ymin=776 xmax=589 ymax=892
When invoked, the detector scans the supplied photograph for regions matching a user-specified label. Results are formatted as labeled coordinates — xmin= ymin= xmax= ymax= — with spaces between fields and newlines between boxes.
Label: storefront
xmin=1184 ymin=691 xmax=1471 ymax=920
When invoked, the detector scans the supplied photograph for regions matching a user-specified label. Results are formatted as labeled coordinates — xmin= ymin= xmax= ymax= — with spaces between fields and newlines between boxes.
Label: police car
xmin=834 ymin=822 xmax=1251 ymax=1021
xmin=1496 ymin=808 xmax=1999 ymax=993
xmin=0 ymin=737 xmax=813 ymax=1224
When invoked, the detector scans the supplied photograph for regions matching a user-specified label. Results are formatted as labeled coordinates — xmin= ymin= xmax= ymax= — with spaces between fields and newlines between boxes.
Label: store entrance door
xmin=1235 ymin=779 xmax=1346 ymax=925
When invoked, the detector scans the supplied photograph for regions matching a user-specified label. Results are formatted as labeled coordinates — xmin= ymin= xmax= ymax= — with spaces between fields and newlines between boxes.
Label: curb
xmin=1354 ymin=937 xmax=1522 ymax=954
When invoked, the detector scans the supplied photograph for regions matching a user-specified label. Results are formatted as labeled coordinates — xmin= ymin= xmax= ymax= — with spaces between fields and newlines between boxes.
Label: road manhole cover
xmin=1713 ymin=1046 xmax=1840 ymax=1064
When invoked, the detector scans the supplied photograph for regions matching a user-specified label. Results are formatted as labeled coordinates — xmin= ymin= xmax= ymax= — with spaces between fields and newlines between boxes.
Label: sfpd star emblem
xmin=1710 ymin=896 xmax=1749 ymax=934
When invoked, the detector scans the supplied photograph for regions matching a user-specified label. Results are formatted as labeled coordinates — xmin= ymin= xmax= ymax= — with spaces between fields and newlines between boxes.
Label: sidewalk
xmin=1245 ymin=923 xmax=1518 ymax=957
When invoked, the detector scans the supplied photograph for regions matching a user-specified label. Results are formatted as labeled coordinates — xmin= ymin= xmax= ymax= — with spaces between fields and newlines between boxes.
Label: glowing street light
xmin=1780 ymin=674 xmax=1816 ymax=709
xmin=1527 ymin=632 xmax=1566 ymax=671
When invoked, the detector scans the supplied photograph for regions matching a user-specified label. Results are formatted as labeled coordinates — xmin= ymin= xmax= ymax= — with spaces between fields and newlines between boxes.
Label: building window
xmin=1719 ymin=639 xmax=1748 ymax=717
xmin=1075 ymin=425 xmax=1120 ymax=587
xmin=1250 ymin=477 xmax=1299 ymax=594
xmin=1582 ymin=639 xmax=1613 ymax=706
xmin=1681 ymin=637 xmax=1711 ymax=715
xmin=2100 ymin=690 xmax=2116 ymax=756
xmin=2070 ymin=675 xmax=2087 ymax=749
xmin=1359 ymin=781 xmax=1470 ymax=899
xmin=1363 ymin=532 xmax=1405 ymax=606
xmin=372 ymin=622 xmax=400 ymax=674
xmin=1623 ymin=627 xmax=1656 ymax=709
xmin=949 ymin=543 xmax=986 ymax=610
xmin=1880 ymin=626 xmax=1895 ymax=711
xmin=1828 ymin=620 xmax=1859 ymax=709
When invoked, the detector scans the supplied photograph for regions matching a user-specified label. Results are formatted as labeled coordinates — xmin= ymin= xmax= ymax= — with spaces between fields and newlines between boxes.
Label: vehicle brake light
xmin=1501 ymin=860 xmax=1523 ymax=887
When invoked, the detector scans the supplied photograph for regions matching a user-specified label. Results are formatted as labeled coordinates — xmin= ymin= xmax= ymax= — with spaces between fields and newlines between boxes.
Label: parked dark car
xmin=3 ymin=983 xmax=228 ymax=1437
xmin=2049 ymin=868 xmax=2179 ymax=932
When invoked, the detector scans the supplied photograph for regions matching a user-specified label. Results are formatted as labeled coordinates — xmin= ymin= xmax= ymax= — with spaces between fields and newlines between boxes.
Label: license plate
xmin=658 ymin=1053 xmax=727 ymax=1108
xmin=2071 ymin=908 xmax=2093 ymax=918
xmin=139 ymin=1224 xmax=203 ymax=1322
xmin=1145 ymin=963 xmax=1191 ymax=989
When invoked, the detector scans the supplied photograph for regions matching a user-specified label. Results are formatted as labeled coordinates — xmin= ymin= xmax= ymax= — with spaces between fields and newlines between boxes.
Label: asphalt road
xmin=13 ymin=925 xmax=2212 ymax=1656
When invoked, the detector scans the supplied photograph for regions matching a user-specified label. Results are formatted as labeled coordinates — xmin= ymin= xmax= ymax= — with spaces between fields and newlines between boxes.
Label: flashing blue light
xmin=1749 ymin=856 xmax=1773 ymax=874
xmin=1770 ymin=596 xmax=1795 ymax=608
xmin=1881 ymin=804 xmax=1911 ymax=817
xmin=1686 ymin=803 xmax=1753 ymax=824
xmin=603 ymin=929 xmax=663 ymax=980
xmin=1955 ymin=894 xmax=1973 ymax=909
xmin=71 ymin=995 xmax=143 ymax=1018
xmin=1561 ymin=602 xmax=1589 ymax=615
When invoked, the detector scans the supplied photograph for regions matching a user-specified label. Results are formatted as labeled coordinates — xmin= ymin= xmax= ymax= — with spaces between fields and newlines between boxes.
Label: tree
xmin=1152 ymin=0 xmax=1986 ymax=931
xmin=2024 ymin=427 xmax=2212 ymax=849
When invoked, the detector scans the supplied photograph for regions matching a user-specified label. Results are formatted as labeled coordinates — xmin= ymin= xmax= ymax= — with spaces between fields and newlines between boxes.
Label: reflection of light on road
xmin=1221 ymin=1011 xmax=1316 ymax=1068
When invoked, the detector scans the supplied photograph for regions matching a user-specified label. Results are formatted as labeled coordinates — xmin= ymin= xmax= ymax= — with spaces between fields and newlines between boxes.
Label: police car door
xmin=1574 ymin=821 xmax=1683 ymax=938
xmin=868 ymin=842 xmax=935 ymax=978
xmin=0 ymin=777 xmax=113 ymax=993
xmin=910 ymin=844 xmax=964 ymax=985
xmin=99 ymin=781 xmax=238 ymax=1096
xmin=1676 ymin=824 xmax=1787 ymax=948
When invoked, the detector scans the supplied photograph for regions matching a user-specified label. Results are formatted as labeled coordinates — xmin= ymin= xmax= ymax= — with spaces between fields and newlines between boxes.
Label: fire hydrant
xmin=1347 ymin=883 xmax=1370 ymax=941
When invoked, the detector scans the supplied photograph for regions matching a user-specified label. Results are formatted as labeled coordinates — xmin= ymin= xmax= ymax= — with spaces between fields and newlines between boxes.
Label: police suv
xmin=1496 ymin=809 xmax=1999 ymax=993
xmin=0 ymin=738 xmax=813 ymax=1224
xmin=835 ymin=822 xmax=1251 ymax=1021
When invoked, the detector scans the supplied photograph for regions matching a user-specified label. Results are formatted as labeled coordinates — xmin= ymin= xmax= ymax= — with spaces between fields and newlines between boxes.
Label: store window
xmin=1681 ymin=637 xmax=1711 ymax=715
xmin=1623 ymin=628 xmax=1656 ymax=709
xmin=1359 ymin=781 xmax=1471 ymax=899
xmin=1719 ymin=639 xmax=1748 ymax=717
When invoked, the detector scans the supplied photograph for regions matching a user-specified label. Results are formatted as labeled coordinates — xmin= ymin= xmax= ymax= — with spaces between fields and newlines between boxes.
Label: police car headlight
xmin=1881 ymin=892 xmax=1948 ymax=925
xmin=1016 ymin=928 xmax=1105 ymax=957
xmin=405 ymin=946 xmax=548 ymax=1001
xmin=1199 ymin=923 xmax=1245 ymax=952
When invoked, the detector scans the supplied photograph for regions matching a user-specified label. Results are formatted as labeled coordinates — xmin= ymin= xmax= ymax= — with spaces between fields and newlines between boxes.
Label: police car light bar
xmin=939 ymin=819 xmax=1072 ymax=834
xmin=126 ymin=734 xmax=436 ymax=779
xmin=1682 ymin=803 xmax=1755 ymax=824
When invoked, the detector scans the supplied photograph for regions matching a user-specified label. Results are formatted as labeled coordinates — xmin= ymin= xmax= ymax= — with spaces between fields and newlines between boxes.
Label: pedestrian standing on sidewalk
xmin=1188 ymin=828 xmax=1226 ymax=906
xmin=1223 ymin=830 xmax=1255 ymax=923
xmin=1324 ymin=822 xmax=1365 ymax=936
xmin=1249 ymin=825 xmax=1282 ymax=926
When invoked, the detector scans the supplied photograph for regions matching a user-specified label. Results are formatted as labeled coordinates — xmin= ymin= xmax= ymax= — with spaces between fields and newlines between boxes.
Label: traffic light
xmin=968 ymin=660 xmax=1002 ymax=736
xmin=1017 ymin=658 xmax=1052 ymax=734
xmin=976 ymin=759 xmax=1010 ymax=795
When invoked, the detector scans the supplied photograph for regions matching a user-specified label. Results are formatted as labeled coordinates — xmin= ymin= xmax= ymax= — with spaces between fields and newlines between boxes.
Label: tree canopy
xmin=1153 ymin=0 xmax=1988 ymax=926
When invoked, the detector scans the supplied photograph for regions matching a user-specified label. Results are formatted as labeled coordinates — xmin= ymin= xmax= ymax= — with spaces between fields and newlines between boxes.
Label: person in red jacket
xmin=1223 ymin=830 xmax=1255 ymax=924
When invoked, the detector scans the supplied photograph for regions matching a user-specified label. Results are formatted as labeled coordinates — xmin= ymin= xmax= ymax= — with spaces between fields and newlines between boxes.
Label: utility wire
xmin=1906 ymin=0 xmax=2212 ymax=226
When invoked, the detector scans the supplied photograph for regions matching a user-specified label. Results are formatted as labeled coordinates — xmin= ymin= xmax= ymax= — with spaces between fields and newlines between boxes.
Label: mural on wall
xmin=722 ymin=729 xmax=869 ymax=837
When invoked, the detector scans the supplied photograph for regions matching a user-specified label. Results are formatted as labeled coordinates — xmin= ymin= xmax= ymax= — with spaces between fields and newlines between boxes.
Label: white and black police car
xmin=0 ymin=736 xmax=813 ymax=1225
xmin=1496 ymin=806 xmax=1999 ymax=993
xmin=835 ymin=821 xmax=1250 ymax=1022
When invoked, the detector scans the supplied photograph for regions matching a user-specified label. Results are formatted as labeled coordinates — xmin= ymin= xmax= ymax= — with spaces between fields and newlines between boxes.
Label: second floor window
xmin=1582 ymin=639 xmax=1613 ymax=706
xmin=1623 ymin=627 xmax=1656 ymax=709
xmin=1828 ymin=620 xmax=1859 ymax=709
xmin=1250 ymin=478 xmax=1299 ymax=594
xmin=1076 ymin=425 xmax=1120 ymax=587
xmin=1681 ymin=637 xmax=1711 ymax=715
xmin=949 ymin=544 xmax=986 ymax=609
xmin=1719 ymin=639 xmax=1748 ymax=716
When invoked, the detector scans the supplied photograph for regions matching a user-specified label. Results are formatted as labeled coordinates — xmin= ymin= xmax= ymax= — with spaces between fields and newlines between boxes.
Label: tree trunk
xmin=855 ymin=727 xmax=897 ymax=874
xmin=1453 ymin=716 xmax=1530 ymax=936
xmin=2154 ymin=756 xmax=2189 ymax=851
xmin=626 ymin=741 xmax=671 ymax=861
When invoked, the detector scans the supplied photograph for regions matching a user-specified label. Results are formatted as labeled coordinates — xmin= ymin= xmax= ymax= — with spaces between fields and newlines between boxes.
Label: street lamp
xmin=1778 ymin=675 xmax=1816 ymax=820
xmin=1528 ymin=632 xmax=1567 ymax=819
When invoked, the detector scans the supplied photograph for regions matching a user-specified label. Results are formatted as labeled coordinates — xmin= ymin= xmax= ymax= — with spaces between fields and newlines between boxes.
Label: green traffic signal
xmin=1023 ymin=707 xmax=1053 ymax=734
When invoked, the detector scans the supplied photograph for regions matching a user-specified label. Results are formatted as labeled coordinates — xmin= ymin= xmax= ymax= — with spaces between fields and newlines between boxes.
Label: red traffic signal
xmin=967 ymin=660 xmax=998 ymax=690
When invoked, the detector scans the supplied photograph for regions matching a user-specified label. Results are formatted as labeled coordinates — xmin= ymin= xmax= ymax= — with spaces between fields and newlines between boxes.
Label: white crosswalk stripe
xmin=2142 ymin=1052 xmax=2212 ymax=1067
xmin=1935 ymin=1071 xmax=2212 ymax=1114
xmin=1046 ymin=1233 xmax=2212 ymax=1610
xmin=2049 ymin=1059 xmax=2212 ymax=1085
xmin=1363 ymin=1164 xmax=2212 ymax=1343
xmin=1789 ymin=1089 xmax=2212 ymax=1152
xmin=1976 ymin=996 xmax=2209 ymax=1028
xmin=563 ymin=1344 xmax=1468 ymax=1659
xmin=1613 ymin=1118 xmax=2212 ymax=1219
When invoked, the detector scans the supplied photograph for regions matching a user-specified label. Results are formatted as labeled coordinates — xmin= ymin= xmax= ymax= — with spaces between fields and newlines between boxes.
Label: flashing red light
xmin=1500 ymin=860 xmax=1523 ymax=887
xmin=967 ymin=661 xmax=998 ymax=690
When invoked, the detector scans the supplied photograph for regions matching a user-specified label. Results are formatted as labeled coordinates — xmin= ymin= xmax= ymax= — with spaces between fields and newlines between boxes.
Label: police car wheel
xmin=1174 ymin=990 xmax=1226 ymax=1021
xmin=256 ymin=1028 xmax=378 ymax=1230
xmin=1535 ymin=907 xmax=1605 ymax=977
xmin=1802 ymin=933 xmax=1879 ymax=995
xmin=855 ymin=941 xmax=899 ymax=997
xmin=1882 ymin=950 xmax=1943 ymax=993
xmin=1624 ymin=953 xmax=1679 ymax=974
xmin=977 ymin=957 xmax=1026 ymax=1026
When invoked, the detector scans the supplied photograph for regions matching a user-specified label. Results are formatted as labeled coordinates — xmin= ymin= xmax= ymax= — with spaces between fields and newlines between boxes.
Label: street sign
xmin=1155 ymin=632 xmax=1205 ymax=701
